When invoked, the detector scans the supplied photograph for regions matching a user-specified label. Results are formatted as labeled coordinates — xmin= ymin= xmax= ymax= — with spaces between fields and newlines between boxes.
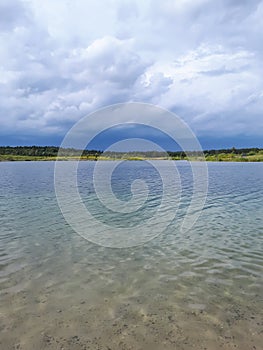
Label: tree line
xmin=0 ymin=146 xmax=262 ymax=158
xmin=0 ymin=146 xmax=102 ymax=157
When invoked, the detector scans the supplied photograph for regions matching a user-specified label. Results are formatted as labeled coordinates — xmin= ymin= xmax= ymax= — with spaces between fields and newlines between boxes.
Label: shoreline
xmin=0 ymin=157 xmax=263 ymax=162
xmin=1 ymin=147 xmax=262 ymax=162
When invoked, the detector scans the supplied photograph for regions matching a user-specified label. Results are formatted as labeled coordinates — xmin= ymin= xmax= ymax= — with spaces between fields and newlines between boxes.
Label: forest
xmin=0 ymin=146 xmax=262 ymax=161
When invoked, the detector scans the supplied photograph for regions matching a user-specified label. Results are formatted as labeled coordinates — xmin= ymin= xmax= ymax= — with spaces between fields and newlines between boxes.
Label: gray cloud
xmin=0 ymin=0 xmax=31 ymax=31
xmin=0 ymin=0 xmax=263 ymax=143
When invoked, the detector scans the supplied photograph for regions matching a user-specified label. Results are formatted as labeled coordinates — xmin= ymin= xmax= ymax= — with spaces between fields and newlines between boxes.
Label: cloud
xmin=0 ymin=0 xmax=31 ymax=31
xmin=0 ymin=0 xmax=262 ymax=146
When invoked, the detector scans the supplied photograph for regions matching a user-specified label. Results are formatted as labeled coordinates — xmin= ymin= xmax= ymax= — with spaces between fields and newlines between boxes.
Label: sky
xmin=0 ymin=0 xmax=263 ymax=150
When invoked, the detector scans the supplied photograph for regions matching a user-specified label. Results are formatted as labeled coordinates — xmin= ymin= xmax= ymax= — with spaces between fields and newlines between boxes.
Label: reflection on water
xmin=0 ymin=161 xmax=262 ymax=349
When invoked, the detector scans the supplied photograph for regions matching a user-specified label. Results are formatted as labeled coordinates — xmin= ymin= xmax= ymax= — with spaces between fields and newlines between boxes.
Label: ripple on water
xmin=0 ymin=161 xmax=262 ymax=349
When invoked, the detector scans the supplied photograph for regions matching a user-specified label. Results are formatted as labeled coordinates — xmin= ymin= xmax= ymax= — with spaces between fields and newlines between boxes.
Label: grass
xmin=204 ymin=152 xmax=263 ymax=162
xmin=1 ymin=152 xmax=263 ymax=162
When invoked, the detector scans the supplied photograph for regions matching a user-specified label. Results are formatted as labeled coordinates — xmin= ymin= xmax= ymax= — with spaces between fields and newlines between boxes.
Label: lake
xmin=0 ymin=161 xmax=262 ymax=350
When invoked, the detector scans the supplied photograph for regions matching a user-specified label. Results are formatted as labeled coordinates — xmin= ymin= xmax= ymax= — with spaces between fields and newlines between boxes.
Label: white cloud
xmin=0 ymin=0 xmax=263 ymax=143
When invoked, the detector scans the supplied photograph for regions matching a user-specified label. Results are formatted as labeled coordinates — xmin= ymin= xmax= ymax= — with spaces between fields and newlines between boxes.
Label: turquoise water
xmin=0 ymin=161 xmax=262 ymax=349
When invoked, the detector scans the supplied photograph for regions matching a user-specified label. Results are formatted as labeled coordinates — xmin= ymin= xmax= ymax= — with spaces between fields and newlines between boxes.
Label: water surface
xmin=0 ymin=161 xmax=262 ymax=350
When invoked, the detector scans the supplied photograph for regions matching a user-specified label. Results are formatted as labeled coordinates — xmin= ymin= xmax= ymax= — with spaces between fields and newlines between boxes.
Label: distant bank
xmin=0 ymin=146 xmax=262 ymax=162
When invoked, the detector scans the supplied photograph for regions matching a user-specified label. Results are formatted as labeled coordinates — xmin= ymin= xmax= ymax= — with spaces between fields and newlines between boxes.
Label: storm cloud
xmin=0 ymin=0 xmax=262 ymax=147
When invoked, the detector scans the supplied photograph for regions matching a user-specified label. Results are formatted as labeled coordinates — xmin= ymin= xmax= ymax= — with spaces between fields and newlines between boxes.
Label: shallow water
xmin=0 ymin=161 xmax=262 ymax=350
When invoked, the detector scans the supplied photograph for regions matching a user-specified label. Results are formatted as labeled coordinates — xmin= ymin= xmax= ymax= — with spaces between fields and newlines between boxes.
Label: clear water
xmin=0 ymin=161 xmax=262 ymax=350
